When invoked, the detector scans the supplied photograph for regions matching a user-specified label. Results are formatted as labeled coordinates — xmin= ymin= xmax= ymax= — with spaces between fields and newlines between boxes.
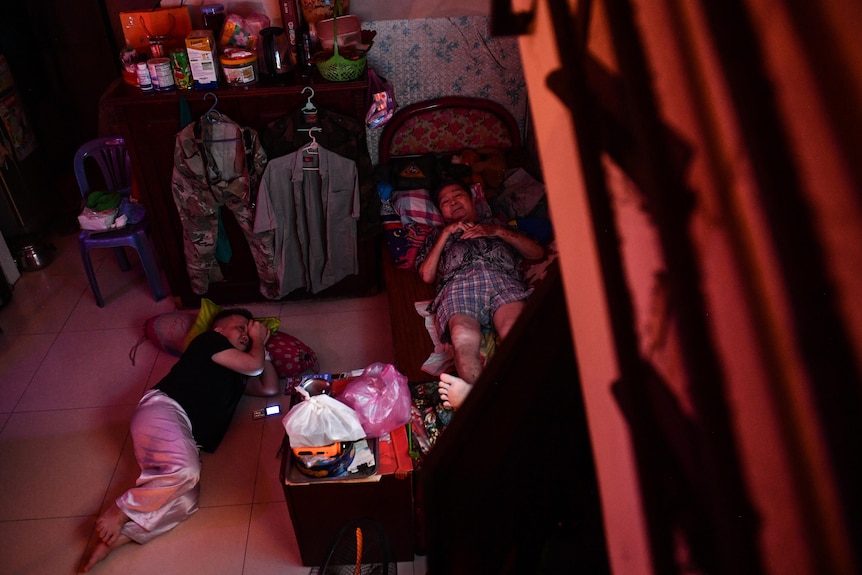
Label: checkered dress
xmin=416 ymin=224 xmax=532 ymax=343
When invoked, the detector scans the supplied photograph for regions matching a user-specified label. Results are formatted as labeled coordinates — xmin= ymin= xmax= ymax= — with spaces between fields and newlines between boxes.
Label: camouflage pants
xmin=172 ymin=119 xmax=277 ymax=297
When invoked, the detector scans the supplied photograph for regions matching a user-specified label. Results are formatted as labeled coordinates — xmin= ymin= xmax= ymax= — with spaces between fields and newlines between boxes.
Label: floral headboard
xmin=379 ymin=96 xmax=522 ymax=162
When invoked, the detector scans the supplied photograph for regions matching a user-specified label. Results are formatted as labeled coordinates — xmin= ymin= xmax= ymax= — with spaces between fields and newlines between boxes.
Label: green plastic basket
xmin=316 ymin=48 xmax=366 ymax=81
xmin=315 ymin=8 xmax=366 ymax=81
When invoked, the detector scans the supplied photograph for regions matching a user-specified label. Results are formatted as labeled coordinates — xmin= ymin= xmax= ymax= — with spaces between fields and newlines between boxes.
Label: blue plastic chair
xmin=73 ymin=136 xmax=166 ymax=307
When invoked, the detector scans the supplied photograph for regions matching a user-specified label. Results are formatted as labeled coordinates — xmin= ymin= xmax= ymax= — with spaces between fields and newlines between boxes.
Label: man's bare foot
xmin=438 ymin=372 xmax=472 ymax=410
xmin=79 ymin=534 xmax=131 ymax=573
xmin=95 ymin=503 xmax=129 ymax=545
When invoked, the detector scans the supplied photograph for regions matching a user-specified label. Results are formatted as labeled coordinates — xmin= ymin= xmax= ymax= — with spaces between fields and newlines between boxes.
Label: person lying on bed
xmin=416 ymin=179 xmax=544 ymax=409
xmin=80 ymin=308 xmax=278 ymax=573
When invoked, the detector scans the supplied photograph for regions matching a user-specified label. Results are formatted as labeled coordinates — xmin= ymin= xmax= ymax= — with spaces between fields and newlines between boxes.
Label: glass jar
xmin=201 ymin=4 xmax=226 ymax=37
xmin=220 ymin=49 xmax=258 ymax=86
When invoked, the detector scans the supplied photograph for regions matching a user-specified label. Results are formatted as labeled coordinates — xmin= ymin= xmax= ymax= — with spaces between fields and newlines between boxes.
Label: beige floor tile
xmin=279 ymin=291 xmax=390 ymax=318
xmin=254 ymin=399 xmax=294 ymax=504
xmin=0 ymin=332 xmax=55 ymax=412
xmin=99 ymin=427 xmax=139 ymax=513
xmin=279 ymin=305 xmax=394 ymax=374
xmin=0 ymin=270 xmax=88 ymax=335
xmin=200 ymin=394 xmax=265 ymax=508
xmin=244 ymin=501 xmax=307 ymax=575
xmin=40 ymin=232 xmax=96 ymax=276
xmin=238 ymin=301 xmax=284 ymax=319
xmin=0 ymin=406 xmax=133 ymax=521
xmin=79 ymin=505 xmax=251 ymax=575
xmin=17 ymin=328 xmax=158 ymax=411
xmin=70 ymin=264 xmax=171 ymax=314
xmin=0 ymin=515 xmax=93 ymax=575
xmin=64 ymin=268 xmax=175 ymax=331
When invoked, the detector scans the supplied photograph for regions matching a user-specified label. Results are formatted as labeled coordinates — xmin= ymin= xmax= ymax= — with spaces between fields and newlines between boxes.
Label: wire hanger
xmin=198 ymin=92 xmax=243 ymax=144
xmin=301 ymin=86 xmax=318 ymax=123
xmin=204 ymin=92 xmax=224 ymax=123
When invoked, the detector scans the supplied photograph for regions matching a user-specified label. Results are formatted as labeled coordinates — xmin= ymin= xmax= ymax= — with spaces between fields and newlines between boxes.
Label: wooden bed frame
xmin=377 ymin=96 xmax=525 ymax=383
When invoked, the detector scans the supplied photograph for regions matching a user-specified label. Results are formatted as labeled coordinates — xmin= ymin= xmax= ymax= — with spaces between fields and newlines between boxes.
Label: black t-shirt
xmin=155 ymin=331 xmax=246 ymax=452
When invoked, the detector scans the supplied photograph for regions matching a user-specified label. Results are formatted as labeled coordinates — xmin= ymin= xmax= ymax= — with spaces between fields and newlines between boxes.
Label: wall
xmin=362 ymin=16 xmax=528 ymax=164
xmin=155 ymin=0 xmax=491 ymax=24
xmin=519 ymin=0 xmax=862 ymax=574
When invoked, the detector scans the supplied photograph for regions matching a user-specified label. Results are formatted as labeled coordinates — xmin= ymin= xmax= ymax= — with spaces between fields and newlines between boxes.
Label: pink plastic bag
xmin=337 ymin=363 xmax=411 ymax=438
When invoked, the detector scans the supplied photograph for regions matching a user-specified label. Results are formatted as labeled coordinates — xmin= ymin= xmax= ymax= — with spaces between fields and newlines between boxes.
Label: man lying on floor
xmin=80 ymin=308 xmax=279 ymax=573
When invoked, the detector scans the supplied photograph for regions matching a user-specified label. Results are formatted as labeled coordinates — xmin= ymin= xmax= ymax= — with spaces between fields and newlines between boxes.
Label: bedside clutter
xmin=279 ymin=372 xmax=415 ymax=565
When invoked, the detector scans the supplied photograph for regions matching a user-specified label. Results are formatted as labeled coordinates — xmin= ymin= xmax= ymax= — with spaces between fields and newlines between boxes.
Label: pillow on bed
xmin=392 ymin=185 xmax=491 ymax=227
xmin=384 ymin=223 xmax=437 ymax=270
xmin=384 ymin=186 xmax=496 ymax=270
xmin=393 ymin=189 xmax=444 ymax=227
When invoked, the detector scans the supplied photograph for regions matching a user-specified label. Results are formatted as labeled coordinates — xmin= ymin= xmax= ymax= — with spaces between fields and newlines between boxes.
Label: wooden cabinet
xmin=99 ymin=75 xmax=380 ymax=309
xmin=279 ymin=432 xmax=415 ymax=565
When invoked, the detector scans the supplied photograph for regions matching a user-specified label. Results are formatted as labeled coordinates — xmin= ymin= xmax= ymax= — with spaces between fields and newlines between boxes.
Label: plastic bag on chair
xmin=337 ymin=362 xmax=411 ymax=438
xmin=282 ymin=388 xmax=366 ymax=447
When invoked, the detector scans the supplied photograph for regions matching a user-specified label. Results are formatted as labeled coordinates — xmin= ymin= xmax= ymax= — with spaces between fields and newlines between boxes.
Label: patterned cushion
xmin=266 ymin=331 xmax=319 ymax=378
xmin=384 ymin=223 xmax=437 ymax=270
xmin=388 ymin=108 xmax=514 ymax=157
xmin=384 ymin=185 xmax=494 ymax=270
xmin=393 ymin=189 xmax=444 ymax=227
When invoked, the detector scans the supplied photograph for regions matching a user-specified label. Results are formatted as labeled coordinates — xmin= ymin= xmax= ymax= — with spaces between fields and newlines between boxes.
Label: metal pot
xmin=17 ymin=243 xmax=51 ymax=272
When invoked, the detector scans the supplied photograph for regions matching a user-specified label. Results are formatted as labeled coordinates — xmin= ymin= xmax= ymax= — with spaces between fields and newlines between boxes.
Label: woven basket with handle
xmin=314 ymin=0 xmax=366 ymax=81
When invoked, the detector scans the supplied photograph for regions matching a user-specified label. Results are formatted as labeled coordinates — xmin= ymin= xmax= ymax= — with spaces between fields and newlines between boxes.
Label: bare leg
xmin=448 ymin=314 xmax=483 ymax=385
xmin=438 ymin=372 xmax=473 ymax=410
xmin=79 ymin=533 xmax=132 ymax=573
xmin=492 ymin=300 xmax=525 ymax=340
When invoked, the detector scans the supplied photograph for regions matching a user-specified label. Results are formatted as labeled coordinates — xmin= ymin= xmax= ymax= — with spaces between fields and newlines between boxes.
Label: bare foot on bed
xmin=95 ymin=503 xmax=129 ymax=545
xmin=79 ymin=533 xmax=132 ymax=572
xmin=438 ymin=372 xmax=472 ymax=409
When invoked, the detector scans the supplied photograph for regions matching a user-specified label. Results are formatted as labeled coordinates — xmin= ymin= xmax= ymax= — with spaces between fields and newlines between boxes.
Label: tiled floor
xmin=0 ymin=231 xmax=426 ymax=574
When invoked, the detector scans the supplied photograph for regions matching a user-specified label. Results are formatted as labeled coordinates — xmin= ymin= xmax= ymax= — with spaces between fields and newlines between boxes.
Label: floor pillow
xmin=139 ymin=311 xmax=318 ymax=379
xmin=144 ymin=312 xmax=196 ymax=357
xmin=266 ymin=331 xmax=320 ymax=378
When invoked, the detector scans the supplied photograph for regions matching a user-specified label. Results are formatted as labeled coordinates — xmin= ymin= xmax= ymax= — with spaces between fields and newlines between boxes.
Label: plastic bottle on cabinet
xmin=279 ymin=0 xmax=301 ymax=67
xmin=296 ymin=5 xmax=313 ymax=79
xmin=136 ymin=62 xmax=153 ymax=91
